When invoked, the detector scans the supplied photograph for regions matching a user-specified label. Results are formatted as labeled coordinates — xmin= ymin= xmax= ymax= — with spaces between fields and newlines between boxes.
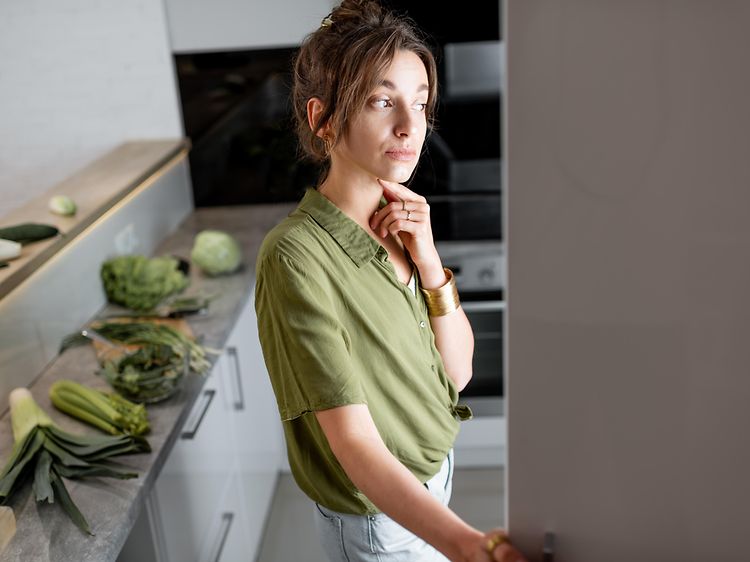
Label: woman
xmin=255 ymin=2 xmax=526 ymax=561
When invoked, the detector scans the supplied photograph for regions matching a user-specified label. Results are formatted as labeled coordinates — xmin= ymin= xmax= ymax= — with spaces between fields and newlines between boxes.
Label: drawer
xmin=153 ymin=365 xmax=239 ymax=562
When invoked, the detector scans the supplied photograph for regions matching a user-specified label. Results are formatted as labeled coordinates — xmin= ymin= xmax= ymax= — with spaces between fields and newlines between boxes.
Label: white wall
xmin=163 ymin=0 xmax=335 ymax=53
xmin=0 ymin=0 xmax=184 ymax=220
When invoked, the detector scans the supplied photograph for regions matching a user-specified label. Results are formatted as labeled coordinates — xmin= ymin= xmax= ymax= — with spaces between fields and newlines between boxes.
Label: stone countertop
xmin=0 ymin=202 xmax=295 ymax=562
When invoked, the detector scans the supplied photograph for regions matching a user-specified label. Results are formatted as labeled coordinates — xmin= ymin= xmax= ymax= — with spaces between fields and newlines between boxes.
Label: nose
xmin=393 ymin=105 xmax=421 ymax=138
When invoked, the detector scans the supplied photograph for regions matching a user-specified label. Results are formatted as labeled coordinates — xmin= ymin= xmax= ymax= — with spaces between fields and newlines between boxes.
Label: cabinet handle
xmin=206 ymin=512 xmax=234 ymax=562
xmin=461 ymin=300 xmax=505 ymax=312
xmin=180 ymin=389 xmax=215 ymax=440
xmin=227 ymin=346 xmax=245 ymax=411
xmin=542 ymin=532 xmax=555 ymax=562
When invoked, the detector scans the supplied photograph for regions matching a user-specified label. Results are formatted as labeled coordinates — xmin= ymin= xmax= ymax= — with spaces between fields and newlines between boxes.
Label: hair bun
xmin=327 ymin=0 xmax=387 ymax=30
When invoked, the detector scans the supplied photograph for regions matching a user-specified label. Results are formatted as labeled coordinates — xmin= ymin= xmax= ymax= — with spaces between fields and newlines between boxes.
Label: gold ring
xmin=485 ymin=534 xmax=508 ymax=553
xmin=406 ymin=210 xmax=412 ymax=221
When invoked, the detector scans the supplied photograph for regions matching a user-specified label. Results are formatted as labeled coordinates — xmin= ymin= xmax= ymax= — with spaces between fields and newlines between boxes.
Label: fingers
xmin=371 ymin=209 xmax=426 ymax=238
xmin=491 ymin=542 xmax=527 ymax=562
xmin=484 ymin=529 xmax=528 ymax=562
xmin=371 ymin=200 xmax=430 ymax=231
xmin=377 ymin=178 xmax=427 ymax=204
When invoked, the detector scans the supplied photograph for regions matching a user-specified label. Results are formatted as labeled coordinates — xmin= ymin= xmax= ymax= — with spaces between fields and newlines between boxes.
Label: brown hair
xmin=291 ymin=0 xmax=438 ymax=174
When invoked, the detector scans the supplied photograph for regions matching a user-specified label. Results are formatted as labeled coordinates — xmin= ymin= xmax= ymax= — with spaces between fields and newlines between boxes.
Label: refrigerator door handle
xmin=542 ymin=532 xmax=555 ymax=562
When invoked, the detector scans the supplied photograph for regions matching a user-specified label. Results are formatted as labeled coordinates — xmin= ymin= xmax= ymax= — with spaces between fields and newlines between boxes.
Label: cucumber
xmin=0 ymin=223 xmax=59 ymax=245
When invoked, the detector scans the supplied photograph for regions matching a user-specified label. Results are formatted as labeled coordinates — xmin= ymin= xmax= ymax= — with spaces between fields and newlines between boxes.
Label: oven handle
xmin=460 ymin=300 xmax=505 ymax=312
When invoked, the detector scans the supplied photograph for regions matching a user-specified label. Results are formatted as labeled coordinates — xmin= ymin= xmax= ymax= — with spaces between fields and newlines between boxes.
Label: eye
xmin=372 ymin=98 xmax=392 ymax=109
xmin=414 ymin=102 xmax=428 ymax=112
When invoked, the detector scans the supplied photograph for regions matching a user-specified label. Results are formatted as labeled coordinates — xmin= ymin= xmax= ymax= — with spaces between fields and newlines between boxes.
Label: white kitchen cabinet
xmin=195 ymin=471 xmax=253 ymax=562
xmin=223 ymin=284 xmax=284 ymax=558
xmin=151 ymin=358 xmax=247 ymax=562
xmin=119 ymin=283 xmax=284 ymax=562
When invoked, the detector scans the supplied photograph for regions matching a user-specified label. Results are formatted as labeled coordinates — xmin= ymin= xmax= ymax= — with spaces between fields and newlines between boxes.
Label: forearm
xmin=336 ymin=434 xmax=482 ymax=562
xmin=417 ymin=257 xmax=475 ymax=391
xmin=429 ymin=308 xmax=474 ymax=390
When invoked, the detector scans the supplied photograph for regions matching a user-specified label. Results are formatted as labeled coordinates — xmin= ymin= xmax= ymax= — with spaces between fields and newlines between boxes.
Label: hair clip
xmin=320 ymin=14 xmax=334 ymax=28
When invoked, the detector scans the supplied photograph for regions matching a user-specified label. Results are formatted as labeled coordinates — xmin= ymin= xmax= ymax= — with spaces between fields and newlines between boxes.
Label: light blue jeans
xmin=313 ymin=449 xmax=454 ymax=562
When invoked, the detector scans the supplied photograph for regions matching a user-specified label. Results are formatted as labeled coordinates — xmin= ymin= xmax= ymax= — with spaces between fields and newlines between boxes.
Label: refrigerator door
xmin=507 ymin=2 xmax=750 ymax=561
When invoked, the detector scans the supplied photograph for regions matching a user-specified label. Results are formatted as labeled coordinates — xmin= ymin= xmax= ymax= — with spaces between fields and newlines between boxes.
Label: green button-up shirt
xmin=255 ymin=187 xmax=471 ymax=515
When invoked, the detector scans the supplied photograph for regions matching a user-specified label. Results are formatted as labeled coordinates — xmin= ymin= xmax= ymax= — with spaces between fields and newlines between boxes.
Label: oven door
xmin=460 ymin=300 xmax=504 ymax=399
xmin=429 ymin=194 xmax=502 ymax=241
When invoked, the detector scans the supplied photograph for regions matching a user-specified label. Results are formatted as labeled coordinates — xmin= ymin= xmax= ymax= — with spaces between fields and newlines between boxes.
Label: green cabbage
xmin=190 ymin=230 xmax=242 ymax=276
xmin=101 ymin=255 xmax=189 ymax=311
xmin=48 ymin=195 xmax=77 ymax=216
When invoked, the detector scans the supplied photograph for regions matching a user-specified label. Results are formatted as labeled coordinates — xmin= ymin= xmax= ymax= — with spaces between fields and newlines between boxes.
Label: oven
xmin=411 ymin=39 xmax=505 ymax=416
xmin=435 ymin=241 xmax=504 ymax=417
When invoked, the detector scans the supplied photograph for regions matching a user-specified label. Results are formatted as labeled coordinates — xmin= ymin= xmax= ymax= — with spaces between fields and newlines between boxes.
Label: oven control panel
xmin=435 ymin=240 xmax=505 ymax=293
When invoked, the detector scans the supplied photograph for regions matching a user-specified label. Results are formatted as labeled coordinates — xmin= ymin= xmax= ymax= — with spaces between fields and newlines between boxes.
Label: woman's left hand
xmin=370 ymin=178 xmax=440 ymax=270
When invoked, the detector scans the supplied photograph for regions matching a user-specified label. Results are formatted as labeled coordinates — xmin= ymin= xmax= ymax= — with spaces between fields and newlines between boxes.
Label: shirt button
xmin=419 ymin=321 xmax=426 ymax=328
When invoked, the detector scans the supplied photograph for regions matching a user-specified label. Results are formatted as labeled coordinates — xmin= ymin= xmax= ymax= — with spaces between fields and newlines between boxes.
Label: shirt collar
xmin=298 ymin=187 xmax=387 ymax=267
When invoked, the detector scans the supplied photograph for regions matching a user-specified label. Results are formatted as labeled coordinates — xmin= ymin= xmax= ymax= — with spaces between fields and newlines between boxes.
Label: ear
xmin=306 ymin=97 xmax=328 ymax=138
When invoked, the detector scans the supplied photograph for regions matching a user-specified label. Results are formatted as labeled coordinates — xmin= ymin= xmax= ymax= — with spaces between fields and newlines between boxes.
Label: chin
xmin=380 ymin=165 xmax=417 ymax=184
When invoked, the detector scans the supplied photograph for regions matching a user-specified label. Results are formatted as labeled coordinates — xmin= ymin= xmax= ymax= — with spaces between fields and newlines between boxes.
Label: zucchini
xmin=0 ymin=223 xmax=59 ymax=245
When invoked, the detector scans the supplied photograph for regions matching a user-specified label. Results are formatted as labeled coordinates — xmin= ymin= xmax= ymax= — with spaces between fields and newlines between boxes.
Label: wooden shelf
xmin=0 ymin=139 xmax=190 ymax=301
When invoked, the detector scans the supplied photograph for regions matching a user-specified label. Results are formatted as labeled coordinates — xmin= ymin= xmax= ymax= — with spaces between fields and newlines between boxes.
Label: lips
xmin=385 ymin=149 xmax=417 ymax=161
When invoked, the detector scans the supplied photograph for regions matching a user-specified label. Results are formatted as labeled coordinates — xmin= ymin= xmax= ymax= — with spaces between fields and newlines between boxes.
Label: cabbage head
xmin=191 ymin=230 xmax=242 ymax=276
xmin=101 ymin=255 xmax=188 ymax=311
xmin=48 ymin=195 xmax=77 ymax=216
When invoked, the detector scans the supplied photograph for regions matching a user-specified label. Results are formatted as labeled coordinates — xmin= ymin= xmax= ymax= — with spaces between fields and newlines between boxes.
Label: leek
xmin=0 ymin=388 xmax=149 ymax=535
xmin=49 ymin=380 xmax=150 ymax=436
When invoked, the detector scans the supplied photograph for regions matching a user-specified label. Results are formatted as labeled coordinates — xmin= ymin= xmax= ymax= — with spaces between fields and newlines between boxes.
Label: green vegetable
xmin=58 ymin=320 xmax=216 ymax=401
xmin=99 ymin=344 xmax=185 ymax=403
xmin=101 ymin=255 xmax=189 ymax=311
xmin=48 ymin=195 xmax=77 ymax=216
xmin=98 ymin=292 xmax=215 ymax=320
xmin=190 ymin=230 xmax=242 ymax=276
xmin=0 ymin=388 xmax=149 ymax=535
xmin=59 ymin=321 xmax=216 ymax=402
xmin=49 ymin=380 xmax=150 ymax=436
xmin=89 ymin=321 xmax=214 ymax=374
xmin=0 ymin=223 xmax=59 ymax=245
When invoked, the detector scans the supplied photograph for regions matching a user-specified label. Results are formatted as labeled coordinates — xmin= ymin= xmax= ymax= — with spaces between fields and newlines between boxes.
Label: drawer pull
xmin=227 ymin=346 xmax=245 ymax=411
xmin=181 ymin=389 xmax=215 ymax=440
xmin=207 ymin=512 xmax=235 ymax=562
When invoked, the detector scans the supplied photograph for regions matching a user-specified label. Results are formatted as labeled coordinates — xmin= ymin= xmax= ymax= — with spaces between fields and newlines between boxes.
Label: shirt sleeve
xmin=255 ymin=251 xmax=366 ymax=421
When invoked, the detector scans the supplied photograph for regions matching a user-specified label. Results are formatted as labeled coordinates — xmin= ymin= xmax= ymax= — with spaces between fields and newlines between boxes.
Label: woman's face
xmin=333 ymin=49 xmax=429 ymax=184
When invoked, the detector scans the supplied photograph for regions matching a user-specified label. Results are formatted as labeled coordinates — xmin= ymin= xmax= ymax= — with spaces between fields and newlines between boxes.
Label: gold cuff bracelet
xmin=419 ymin=268 xmax=460 ymax=317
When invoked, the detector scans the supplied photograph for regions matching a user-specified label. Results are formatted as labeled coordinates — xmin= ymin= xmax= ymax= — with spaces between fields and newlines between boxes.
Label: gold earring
xmin=322 ymin=135 xmax=333 ymax=158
